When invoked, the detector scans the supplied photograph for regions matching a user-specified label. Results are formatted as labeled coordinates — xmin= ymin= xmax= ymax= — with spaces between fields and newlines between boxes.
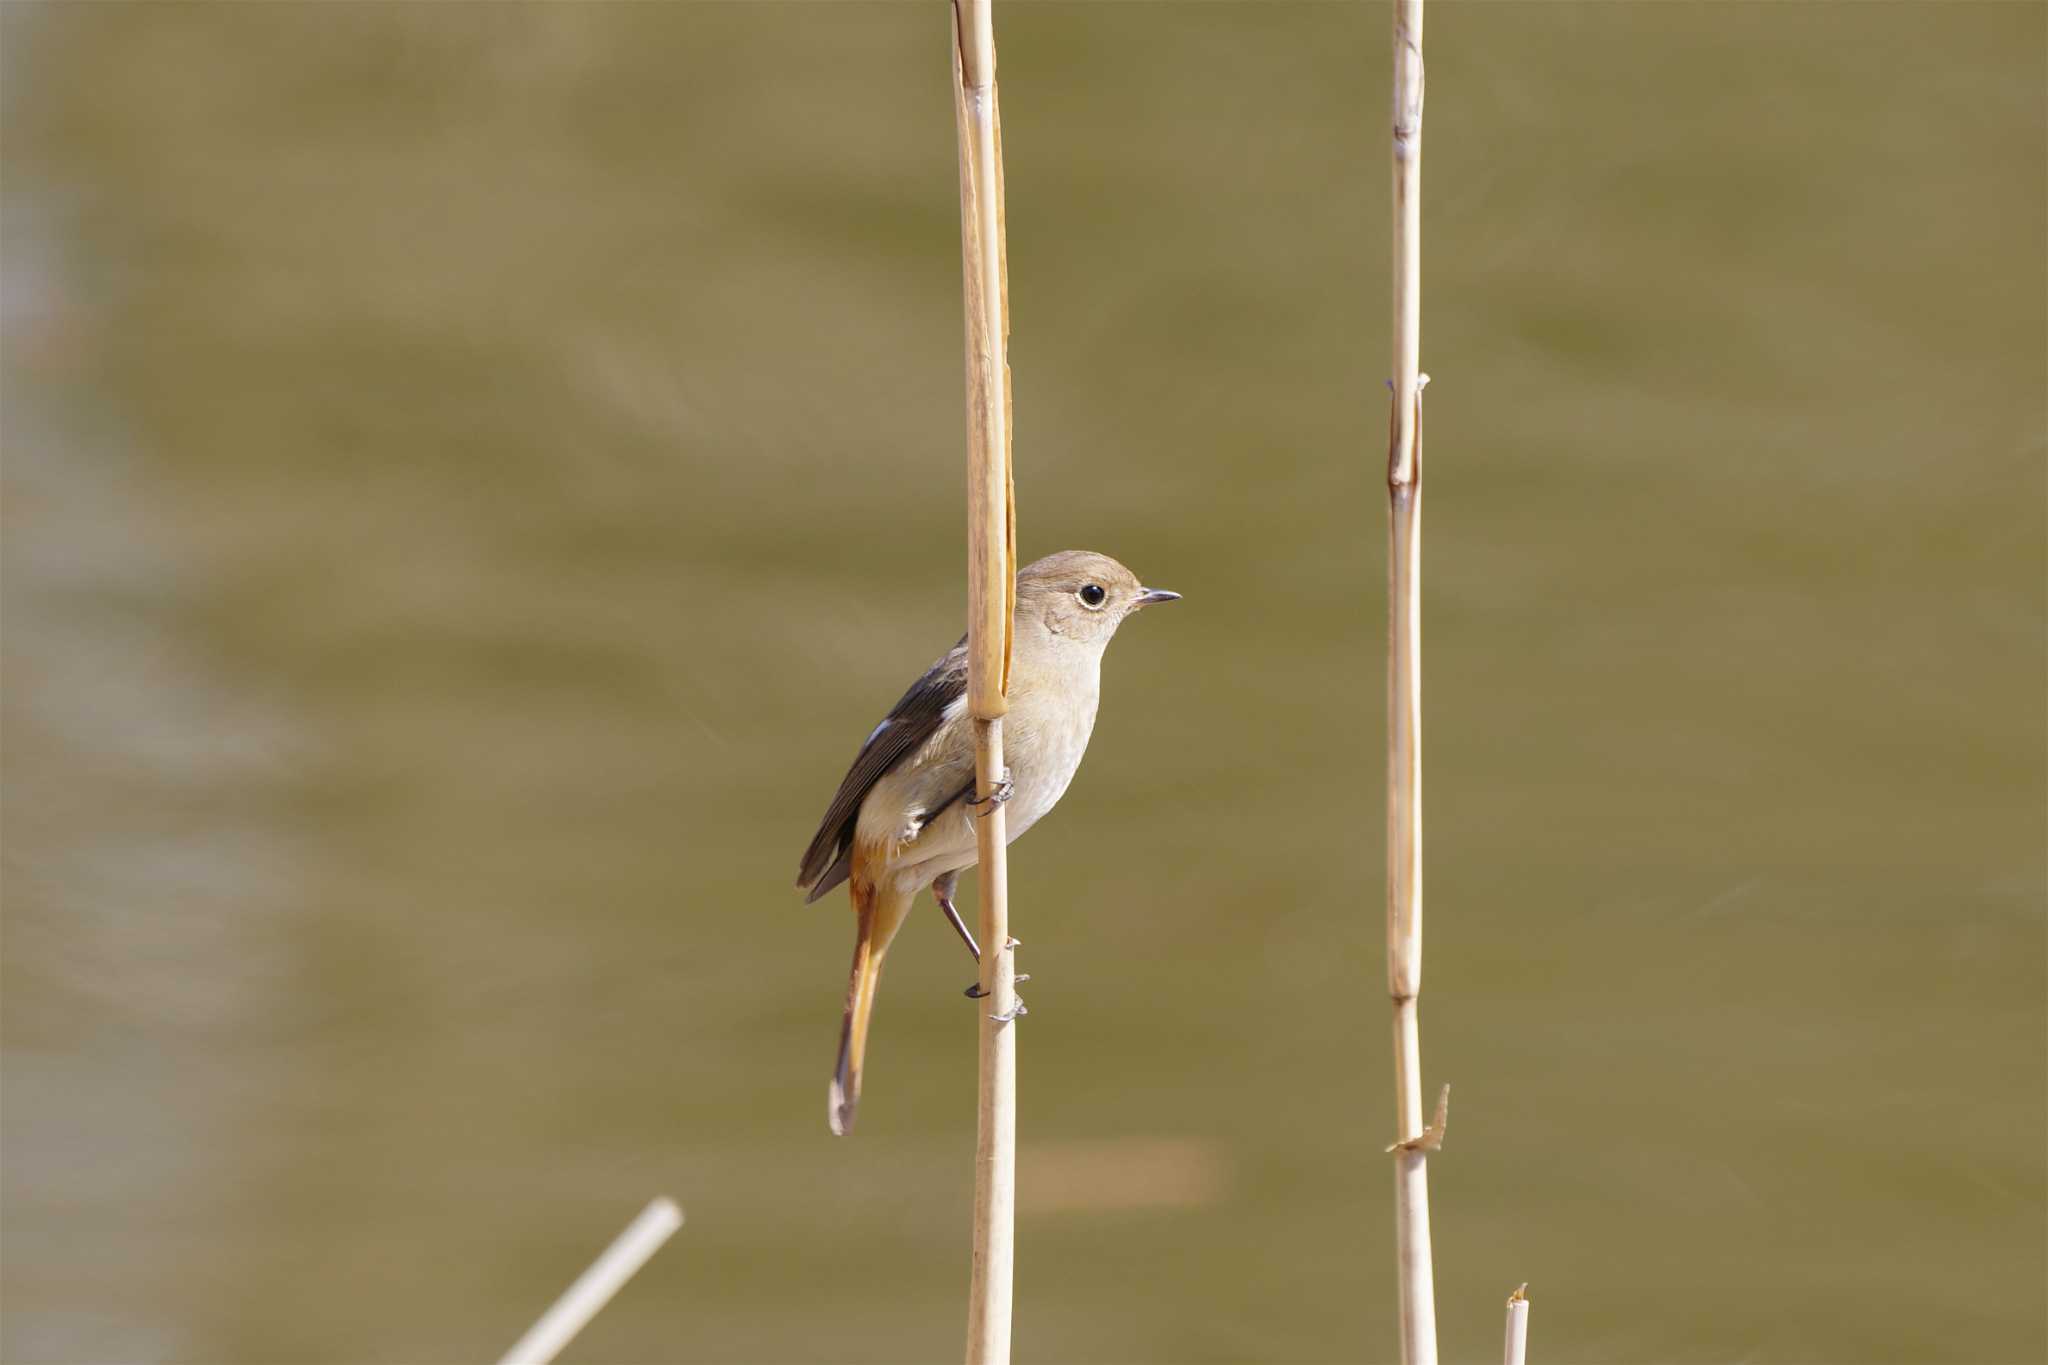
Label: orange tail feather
xmin=830 ymin=878 xmax=912 ymax=1136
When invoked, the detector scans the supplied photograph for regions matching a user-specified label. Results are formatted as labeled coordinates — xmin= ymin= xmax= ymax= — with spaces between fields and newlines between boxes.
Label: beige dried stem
xmin=950 ymin=0 xmax=1019 ymax=1362
xmin=1386 ymin=0 xmax=1440 ymax=1363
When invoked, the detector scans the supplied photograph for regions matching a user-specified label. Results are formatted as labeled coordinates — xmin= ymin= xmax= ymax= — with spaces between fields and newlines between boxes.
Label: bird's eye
xmin=1078 ymin=583 xmax=1107 ymax=608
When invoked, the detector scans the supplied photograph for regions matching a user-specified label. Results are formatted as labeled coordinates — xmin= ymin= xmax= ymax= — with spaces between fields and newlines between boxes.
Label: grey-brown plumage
xmin=796 ymin=640 xmax=970 ymax=905
xmin=797 ymin=551 xmax=1179 ymax=1135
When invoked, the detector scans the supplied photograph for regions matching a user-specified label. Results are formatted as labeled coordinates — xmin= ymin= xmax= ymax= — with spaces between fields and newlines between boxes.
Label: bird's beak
xmin=1133 ymin=588 xmax=1182 ymax=609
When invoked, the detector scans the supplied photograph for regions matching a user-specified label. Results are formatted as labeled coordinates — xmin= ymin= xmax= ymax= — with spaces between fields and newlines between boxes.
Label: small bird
xmin=796 ymin=550 xmax=1179 ymax=1135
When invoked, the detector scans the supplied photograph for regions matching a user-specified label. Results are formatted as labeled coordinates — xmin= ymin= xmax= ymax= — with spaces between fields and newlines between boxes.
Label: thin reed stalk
xmin=950 ymin=1 xmax=1019 ymax=1361
xmin=1503 ymin=1285 xmax=1531 ymax=1365
xmin=495 ymin=1197 xmax=683 ymax=1365
xmin=1385 ymin=1 xmax=1439 ymax=1362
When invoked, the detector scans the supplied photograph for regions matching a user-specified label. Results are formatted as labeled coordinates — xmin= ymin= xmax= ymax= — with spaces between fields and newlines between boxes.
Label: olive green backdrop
xmin=3 ymin=3 xmax=2042 ymax=1362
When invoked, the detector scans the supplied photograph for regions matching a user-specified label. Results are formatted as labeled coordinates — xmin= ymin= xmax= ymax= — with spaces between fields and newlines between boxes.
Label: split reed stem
xmin=951 ymin=1 xmax=1019 ymax=1361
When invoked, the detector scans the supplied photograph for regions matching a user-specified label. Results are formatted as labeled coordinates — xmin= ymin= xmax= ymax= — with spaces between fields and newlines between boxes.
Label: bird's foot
xmin=964 ymin=973 xmax=1029 ymax=999
xmin=964 ymin=938 xmax=1028 ymax=1000
xmin=989 ymin=997 xmax=1029 ymax=1023
xmin=967 ymin=771 xmax=1014 ymax=815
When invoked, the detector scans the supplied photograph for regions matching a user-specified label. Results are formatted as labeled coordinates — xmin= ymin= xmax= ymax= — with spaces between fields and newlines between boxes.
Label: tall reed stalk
xmin=949 ymin=1 xmax=1019 ymax=1361
xmin=1385 ymin=1 xmax=1440 ymax=1362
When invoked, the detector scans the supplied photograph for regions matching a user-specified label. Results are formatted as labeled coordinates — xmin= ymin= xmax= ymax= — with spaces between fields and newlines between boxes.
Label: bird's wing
xmin=797 ymin=638 xmax=973 ymax=902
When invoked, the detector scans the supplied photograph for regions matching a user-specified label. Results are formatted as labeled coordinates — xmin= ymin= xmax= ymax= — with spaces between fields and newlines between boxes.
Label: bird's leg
xmin=935 ymin=874 xmax=1030 ymax=1002
xmin=934 ymin=872 xmax=986 ymax=997
xmin=966 ymin=768 xmax=1014 ymax=815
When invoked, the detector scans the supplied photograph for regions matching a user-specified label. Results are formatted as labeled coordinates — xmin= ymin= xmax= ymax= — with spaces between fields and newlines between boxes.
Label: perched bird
xmin=797 ymin=550 xmax=1179 ymax=1135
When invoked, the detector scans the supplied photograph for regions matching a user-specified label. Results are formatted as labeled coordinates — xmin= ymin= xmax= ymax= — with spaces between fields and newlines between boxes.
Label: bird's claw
xmin=968 ymin=772 xmax=1015 ymax=815
xmin=989 ymin=998 xmax=1028 ymax=1023
xmin=963 ymin=931 xmax=1026 ymax=1001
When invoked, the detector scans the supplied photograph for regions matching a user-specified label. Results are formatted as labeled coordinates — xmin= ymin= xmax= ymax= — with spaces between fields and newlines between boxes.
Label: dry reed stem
xmin=495 ymin=1197 xmax=683 ymax=1365
xmin=1504 ymin=1285 xmax=1531 ymax=1365
xmin=951 ymin=1 xmax=1018 ymax=1361
xmin=1386 ymin=1 xmax=1438 ymax=1362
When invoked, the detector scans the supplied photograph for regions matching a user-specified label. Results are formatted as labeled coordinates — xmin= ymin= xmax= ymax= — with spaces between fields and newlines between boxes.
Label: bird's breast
xmin=855 ymin=639 xmax=1105 ymax=891
xmin=1001 ymin=670 xmax=1099 ymax=841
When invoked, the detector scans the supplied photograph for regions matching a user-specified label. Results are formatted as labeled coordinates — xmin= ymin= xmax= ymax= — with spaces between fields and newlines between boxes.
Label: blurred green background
xmin=3 ymin=3 xmax=2042 ymax=1362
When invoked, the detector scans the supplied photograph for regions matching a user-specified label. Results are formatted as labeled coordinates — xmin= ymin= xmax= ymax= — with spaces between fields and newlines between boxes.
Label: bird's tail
xmin=830 ymin=877 xmax=914 ymax=1136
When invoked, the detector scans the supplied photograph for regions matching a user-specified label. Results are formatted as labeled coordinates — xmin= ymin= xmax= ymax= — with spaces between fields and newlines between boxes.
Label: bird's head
xmin=1015 ymin=550 xmax=1179 ymax=648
